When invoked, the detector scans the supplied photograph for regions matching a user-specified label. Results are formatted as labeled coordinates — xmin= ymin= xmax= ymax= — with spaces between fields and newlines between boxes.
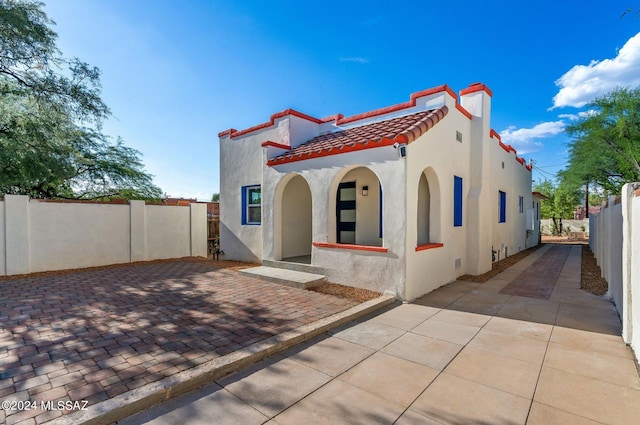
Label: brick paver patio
xmin=0 ymin=261 xmax=356 ymax=424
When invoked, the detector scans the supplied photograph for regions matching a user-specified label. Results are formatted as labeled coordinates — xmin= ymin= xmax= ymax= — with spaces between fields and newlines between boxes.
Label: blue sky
xmin=43 ymin=0 xmax=640 ymax=200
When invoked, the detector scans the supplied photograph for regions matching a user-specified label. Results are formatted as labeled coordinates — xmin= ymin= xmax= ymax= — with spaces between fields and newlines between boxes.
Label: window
xmin=456 ymin=131 xmax=463 ymax=143
xmin=454 ymin=176 xmax=463 ymax=227
xmin=499 ymin=191 xmax=506 ymax=223
xmin=242 ymin=185 xmax=261 ymax=225
xmin=519 ymin=196 xmax=524 ymax=214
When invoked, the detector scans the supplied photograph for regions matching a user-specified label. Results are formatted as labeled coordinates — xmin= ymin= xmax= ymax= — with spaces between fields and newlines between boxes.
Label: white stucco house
xmin=218 ymin=83 xmax=542 ymax=300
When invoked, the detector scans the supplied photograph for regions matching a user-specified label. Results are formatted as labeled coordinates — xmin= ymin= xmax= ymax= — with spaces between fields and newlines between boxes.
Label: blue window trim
xmin=499 ymin=191 xmax=506 ymax=223
xmin=454 ymin=176 xmax=463 ymax=227
xmin=241 ymin=184 xmax=261 ymax=225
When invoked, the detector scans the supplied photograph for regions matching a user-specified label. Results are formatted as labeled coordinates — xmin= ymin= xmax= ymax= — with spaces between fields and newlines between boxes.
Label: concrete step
xmin=239 ymin=266 xmax=326 ymax=289
xmin=262 ymin=259 xmax=327 ymax=275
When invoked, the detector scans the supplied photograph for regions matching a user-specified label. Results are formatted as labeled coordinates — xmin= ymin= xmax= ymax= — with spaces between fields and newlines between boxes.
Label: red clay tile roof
xmin=267 ymin=106 xmax=448 ymax=165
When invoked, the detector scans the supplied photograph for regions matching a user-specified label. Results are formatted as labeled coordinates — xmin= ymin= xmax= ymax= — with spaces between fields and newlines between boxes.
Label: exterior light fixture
xmin=362 ymin=185 xmax=369 ymax=196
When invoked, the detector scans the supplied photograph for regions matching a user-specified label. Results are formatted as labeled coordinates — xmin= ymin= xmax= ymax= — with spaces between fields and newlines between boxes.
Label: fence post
xmin=5 ymin=195 xmax=30 ymax=275
xmin=190 ymin=203 xmax=207 ymax=257
xmin=130 ymin=200 xmax=147 ymax=262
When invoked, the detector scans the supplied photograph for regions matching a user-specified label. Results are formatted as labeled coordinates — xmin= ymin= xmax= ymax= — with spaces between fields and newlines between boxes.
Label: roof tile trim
xmin=489 ymin=129 xmax=532 ymax=171
xmin=396 ymin=106 xmax=449 ymax=144
xmin=219 ymin=84 xmax=474 ymax=139
xmin=460 ymin=82 xmax=493 ymax=97
xmin=218 ymin=109 xmax=322 ymax=138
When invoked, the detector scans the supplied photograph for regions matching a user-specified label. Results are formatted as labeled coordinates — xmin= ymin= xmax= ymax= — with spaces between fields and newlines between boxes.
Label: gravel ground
xmin=581 ymin=245 xmax=608 ymax=296
xmin=309 ymin=282 xmax=382 ymax=302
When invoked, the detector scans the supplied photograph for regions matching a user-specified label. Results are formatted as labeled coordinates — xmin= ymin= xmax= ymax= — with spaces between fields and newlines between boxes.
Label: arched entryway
xmin=331 ymin=167 xmax=382 ymax=247
xmin=275 ymin=174 xmax=312 ymax=261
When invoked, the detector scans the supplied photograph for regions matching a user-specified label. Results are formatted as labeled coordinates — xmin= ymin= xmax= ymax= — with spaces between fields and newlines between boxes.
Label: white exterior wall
xmin=591 ymin=184 xmax=640 ymax=359
xmin=622 ymin=184 xmax=640 ymax=356
xmin=0 ymin=195 xmax=207 ymax=276
xmin=488 ymin=140 xmax=532 ymax=260
xmin=405 ymin=94 xmax=472 ymax=300
xmin=29 ymin=202 xmax=130 ymax=271
xmin=461 ymin=90 xmax=493 ymax=275
xmin=218 ymin=84 xmax=536 ymax=300
xmin=146 ymin=205 xmax=191 ymax=260
xmin=263 ymin=147 xmax=407 ymax=296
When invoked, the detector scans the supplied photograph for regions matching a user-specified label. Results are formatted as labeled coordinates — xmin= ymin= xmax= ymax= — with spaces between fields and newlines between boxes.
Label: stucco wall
xmin=591 ymin=185 xmax=640 ymax=358
xmin=264 ymin=147 xmax=407 ymax=297
xmin=0 ymin=195 xmax=207 ymax=276
xmin=405 ymin=92 xmax=472 ymax=300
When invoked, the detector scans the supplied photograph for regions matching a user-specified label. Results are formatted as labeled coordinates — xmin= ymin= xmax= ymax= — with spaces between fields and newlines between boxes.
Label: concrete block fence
xmin=590 ymin=183 xmax=640 ymax=356
xmin=0 ymin=194 xmax=207 ymax=276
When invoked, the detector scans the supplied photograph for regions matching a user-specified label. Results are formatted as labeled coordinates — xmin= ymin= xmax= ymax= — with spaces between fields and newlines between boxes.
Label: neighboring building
xmin=574 ymin=205 xmax=601 ymax=220
xmin=218 ymin=83 xmax=540 ymax=300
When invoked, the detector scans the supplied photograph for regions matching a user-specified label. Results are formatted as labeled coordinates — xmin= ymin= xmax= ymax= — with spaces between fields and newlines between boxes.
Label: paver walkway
xmin=0 ymin=261 xmax=357 ymax=425
xmin=123 ymin=244 xmax=640 ymax=425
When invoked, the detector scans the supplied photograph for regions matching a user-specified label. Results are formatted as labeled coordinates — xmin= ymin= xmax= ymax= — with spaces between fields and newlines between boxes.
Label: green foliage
xmin=533 ymin=179 xmax=580 ymax=220
xmin=0 ymin=0 xmax=161 ymax=200
xmin=211 ymin=193 xmax=220 ymax=202
xmin=564 ymin=87 xmax=640 ymax=193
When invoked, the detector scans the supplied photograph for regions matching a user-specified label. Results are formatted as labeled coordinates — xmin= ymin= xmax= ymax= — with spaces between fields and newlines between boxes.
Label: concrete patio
xmin=122 ymin=244 xmax=640 ymax=425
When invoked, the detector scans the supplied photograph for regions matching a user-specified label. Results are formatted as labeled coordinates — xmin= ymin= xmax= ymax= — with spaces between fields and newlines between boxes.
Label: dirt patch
xmin=310 ymin=282 xmax=382 ymax=302
xmin=0 ymin=256 xmax=258 ymax=281
xmin=458 ymin=244 xmax=544 ymax=283
xmin=581 ymin=245 xmax=608 ymax=296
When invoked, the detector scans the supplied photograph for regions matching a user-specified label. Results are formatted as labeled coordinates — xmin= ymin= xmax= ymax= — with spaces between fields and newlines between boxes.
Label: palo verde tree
xmin=0 ymin=0 xmax=162 ymax=200
xmin=563 ymin=87 xmax=640 ymax=195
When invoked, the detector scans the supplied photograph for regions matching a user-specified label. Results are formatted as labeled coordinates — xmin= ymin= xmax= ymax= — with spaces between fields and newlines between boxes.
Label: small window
xmin=519 ymin=196 xmax=524 ymax=214
xmin=456 ymin=131 xmax=463 ymax=143
xmin=454 ymin=176 xmax=463 ymax=227
xmin=242 ymin=185 xmax=261 ymax=225
xmin=499 ymin=191 xmax=506 ymax=223
xmin=501 ymin=161 xmax=505 ymax=169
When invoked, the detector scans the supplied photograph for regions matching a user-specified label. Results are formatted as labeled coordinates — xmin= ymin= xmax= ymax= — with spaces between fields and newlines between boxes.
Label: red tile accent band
xmin=220 ymin=84 xmax=474 ymax=139
xmin=415 ymin=243 xmax=444 ymax=252
xmin=460 ymin=82 xmax=493 ymax=97
xmin=261 ymin=141 xmax=290 ymax=149
xmin=219 ymin=109 xmax=323 ymax=138
xmin=489 ymin=129 xmax=501 ymax=142
xmin=312 ymin=242 xmax=388 ymax=253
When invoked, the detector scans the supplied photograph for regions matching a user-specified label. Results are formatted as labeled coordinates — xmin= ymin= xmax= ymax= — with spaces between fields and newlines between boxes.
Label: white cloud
xmin=552 ymin=32 xmax=640 ymax=109
xmin=499 ymin=121 xmax=565 ymax=154
xmin=557 ymin=110 xmax=597 ymax=121
xmin=339 ymin=57 xmax=370 ymax=64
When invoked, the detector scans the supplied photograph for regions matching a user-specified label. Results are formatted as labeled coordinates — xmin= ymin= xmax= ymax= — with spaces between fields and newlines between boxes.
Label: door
xmin=337 ymin=181 xmax=356 ymax=244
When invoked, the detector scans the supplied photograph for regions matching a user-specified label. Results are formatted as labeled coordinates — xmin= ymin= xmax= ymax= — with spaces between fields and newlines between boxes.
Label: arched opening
xmin=417 ymin=168 xmax=441 ymax=245
xmin=277 ymin=175 xmax=312 ymax=262
xmin=417 ymin=173 xmax=431 ymax=245
xmin=333 ymin=167 xmax=382 ymax=247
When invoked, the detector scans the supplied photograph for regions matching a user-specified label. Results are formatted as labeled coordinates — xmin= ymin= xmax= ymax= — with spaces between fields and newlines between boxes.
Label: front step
xmin=262 ymin=259 xmax=326 ymax=275
xmin=239 ymin=266 xmax=326 ymax=289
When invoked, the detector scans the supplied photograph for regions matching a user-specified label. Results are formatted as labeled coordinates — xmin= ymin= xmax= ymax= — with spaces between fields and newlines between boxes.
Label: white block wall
xmin=590 ymin=184 xmax=640 ymax=357
xmin=0 ymin=195 xmax=207 ymax=276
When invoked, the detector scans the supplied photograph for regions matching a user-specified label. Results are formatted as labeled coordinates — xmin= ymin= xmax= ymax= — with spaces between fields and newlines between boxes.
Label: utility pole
xmin=585 ymin=181 xmax=589 ymax=218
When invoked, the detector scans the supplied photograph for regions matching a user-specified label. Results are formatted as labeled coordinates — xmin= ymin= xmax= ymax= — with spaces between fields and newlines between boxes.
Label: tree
xmin=0 ymin=0 xmax=161 ymax=200
xmin=533 ymin=179 xmax=581 ymax=235
xmin=564 ymin=87 xmax=640 ymax=194
xmin=211 ymin=193 xmax=220 ymax=202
